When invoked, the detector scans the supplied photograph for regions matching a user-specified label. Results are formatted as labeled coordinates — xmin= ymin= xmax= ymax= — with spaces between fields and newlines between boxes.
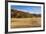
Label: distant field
xmin=11 ymin=17 xmax=41 ymax=28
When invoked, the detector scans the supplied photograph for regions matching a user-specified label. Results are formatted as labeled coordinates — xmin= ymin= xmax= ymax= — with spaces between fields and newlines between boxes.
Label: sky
xmin=11 ymin=5 xmax=41 ymax=14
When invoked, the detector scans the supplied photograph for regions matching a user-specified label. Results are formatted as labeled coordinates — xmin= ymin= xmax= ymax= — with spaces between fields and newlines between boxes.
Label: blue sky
xmin=11 ymin=5 xmax=41 ymax=14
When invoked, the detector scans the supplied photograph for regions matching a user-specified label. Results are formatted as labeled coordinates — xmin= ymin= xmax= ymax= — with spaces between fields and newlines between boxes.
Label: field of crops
xmin=11 ymin=17 xmax=41 ymax=28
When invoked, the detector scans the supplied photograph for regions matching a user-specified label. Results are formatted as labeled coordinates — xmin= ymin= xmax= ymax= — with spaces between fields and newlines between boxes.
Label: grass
xmin=11 ymin=17 xmax=41 ymax=28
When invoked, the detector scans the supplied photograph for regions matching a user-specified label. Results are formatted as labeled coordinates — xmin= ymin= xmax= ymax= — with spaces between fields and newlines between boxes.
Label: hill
xmin=11 ymin=9 xmax=41 ymax=18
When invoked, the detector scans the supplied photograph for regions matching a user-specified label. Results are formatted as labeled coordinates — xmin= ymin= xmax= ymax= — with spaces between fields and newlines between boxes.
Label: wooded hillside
xmin=11 ymin=9 xmax=41 ymax=18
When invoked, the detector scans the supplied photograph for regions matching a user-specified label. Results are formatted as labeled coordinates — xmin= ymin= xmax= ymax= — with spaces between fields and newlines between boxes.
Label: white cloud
xmin=16 ymin=9 xmax=41 ymax=14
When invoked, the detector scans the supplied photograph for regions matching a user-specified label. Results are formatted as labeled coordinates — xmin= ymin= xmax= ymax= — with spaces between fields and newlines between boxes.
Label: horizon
xmin=11 ymin=5 xmax=41 ymax=14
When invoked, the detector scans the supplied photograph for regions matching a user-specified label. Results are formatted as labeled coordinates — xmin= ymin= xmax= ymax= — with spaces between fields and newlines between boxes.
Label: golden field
xmin=11 ymin=17 xmax=41 ymax=28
